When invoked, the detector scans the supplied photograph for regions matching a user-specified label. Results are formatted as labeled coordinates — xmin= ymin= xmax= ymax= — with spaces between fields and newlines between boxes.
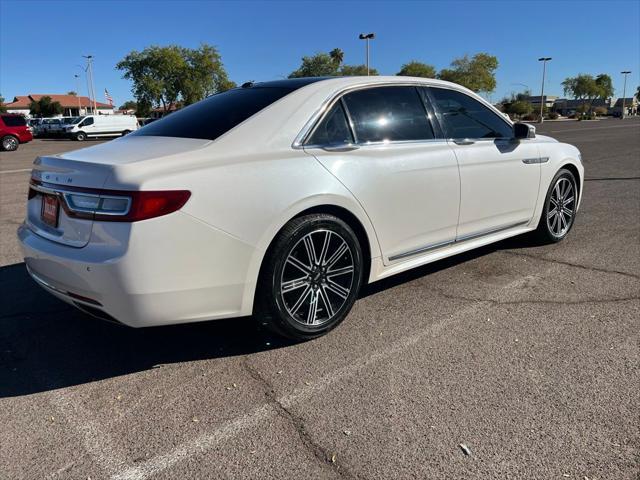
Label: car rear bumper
xmin=17 ymin=211 xmax=256 ymax=327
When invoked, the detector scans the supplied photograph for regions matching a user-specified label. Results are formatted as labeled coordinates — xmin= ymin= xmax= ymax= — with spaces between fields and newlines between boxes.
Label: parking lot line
xmin=111 ymin=272 xmax=543 ymax=480
xmin=0 ymin=168 xmax=32 ymax=174
xmin=546 ymin=123 xmax=640 ymax=134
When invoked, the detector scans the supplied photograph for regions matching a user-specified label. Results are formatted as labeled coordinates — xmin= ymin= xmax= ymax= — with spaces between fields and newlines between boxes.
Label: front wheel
xmin=1 ymin=135 xmax=19 ymax=151
xmin=122 ymin=130 xmax=131 ymax=136
xmin=255 ymin=214 xmax=363 ymax=341
xmin=74 ymin=132 xmax=87 ymax=141
xmin=534 ymin=168 xmax=578 ymax=243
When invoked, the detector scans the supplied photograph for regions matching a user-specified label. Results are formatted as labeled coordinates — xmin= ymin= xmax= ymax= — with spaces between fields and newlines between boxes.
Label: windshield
xmin=63 ymin=117 xmax=79 ymax=124
xmin=71 ymin=116 xmax=85 ymax=124
xmin=133 ymin=87 xmax=298 ymax=141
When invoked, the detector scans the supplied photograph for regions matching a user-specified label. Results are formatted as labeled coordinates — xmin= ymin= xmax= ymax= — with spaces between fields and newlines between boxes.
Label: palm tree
xmin=329 ymin=48 xmax=344 ymax=67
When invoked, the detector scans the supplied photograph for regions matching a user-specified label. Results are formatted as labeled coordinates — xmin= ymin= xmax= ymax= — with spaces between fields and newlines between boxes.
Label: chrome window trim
xmin=292 ymin=81 xmax=450 ymax=149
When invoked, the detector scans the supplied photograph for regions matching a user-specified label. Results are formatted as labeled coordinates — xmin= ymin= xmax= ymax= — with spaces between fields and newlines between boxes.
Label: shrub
xmin=547 ymin=112 xmax=559 ymax=120
xmin=522 ymin=113 xmax=538 ymax=121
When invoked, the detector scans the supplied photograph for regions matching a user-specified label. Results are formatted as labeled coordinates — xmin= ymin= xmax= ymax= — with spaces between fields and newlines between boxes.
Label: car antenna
xmin=241 ymin=81 xmax=255 ymax=88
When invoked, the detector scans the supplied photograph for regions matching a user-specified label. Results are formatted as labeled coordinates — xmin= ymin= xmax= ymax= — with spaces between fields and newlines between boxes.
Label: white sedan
xmin=18 ymin=76 xmax=583 ymax=340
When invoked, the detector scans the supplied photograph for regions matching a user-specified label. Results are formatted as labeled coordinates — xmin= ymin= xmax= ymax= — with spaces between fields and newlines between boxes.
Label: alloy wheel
xmin=279 ymin=229 xmax=355 ymax=327
xmin=2 ymin=137 xmax=18 ymax=151
xmin=546 ymin=177 xmax=575 ymax=237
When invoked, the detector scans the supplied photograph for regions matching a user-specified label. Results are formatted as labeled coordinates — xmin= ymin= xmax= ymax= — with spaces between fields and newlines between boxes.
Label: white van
xmin=64 ymin=115 xmax=139 ymax=141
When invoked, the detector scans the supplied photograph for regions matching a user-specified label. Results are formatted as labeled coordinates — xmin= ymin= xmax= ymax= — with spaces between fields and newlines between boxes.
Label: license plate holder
xmin=41 ymin=194 xmax=59 ymax=228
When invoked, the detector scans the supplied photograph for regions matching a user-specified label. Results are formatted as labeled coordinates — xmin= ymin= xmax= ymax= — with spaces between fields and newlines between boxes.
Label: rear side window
xmin=306 ymin=101 xmax=353 ymax=145
xmin=1 ymin=115 xmax=27 ymax=127
xmin=429 ymin=88 xmax=513 ymax=139
xmin=134 ymin=87 xmax=295 ymax=141
xmin=342 ymin=86 xmax=434 ymax=143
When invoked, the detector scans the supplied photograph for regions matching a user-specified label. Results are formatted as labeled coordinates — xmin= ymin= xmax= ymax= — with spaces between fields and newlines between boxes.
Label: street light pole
xmin=621 ymin=70 xmax=631 ymax=119
xmin=74 ymin=74 xmax=81 ymax=115
xmin=538 ymin=57 xmax=552 ymax=124
xmin=83 ymin=55 xmax=97 ymax=114
xmin=358 ymin=33 xmax=375 ymax=75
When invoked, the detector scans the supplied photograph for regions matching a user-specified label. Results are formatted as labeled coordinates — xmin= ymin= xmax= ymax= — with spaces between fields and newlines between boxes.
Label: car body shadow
xmin=0 ymin=233 xmax=545 ymax=398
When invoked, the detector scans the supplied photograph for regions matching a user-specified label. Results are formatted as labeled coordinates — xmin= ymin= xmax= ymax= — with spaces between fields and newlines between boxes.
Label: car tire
xmin=75 ymin=132 xmax=87 ymax=141
xmin=122 ymin=130 xmax=131 ymax=136
xmin=255 ymin=214 xmax=363 ymax=341
xmin=1 ymin=135 xmax=19 ymax=152
xmin=533 ymin=168 xmax=578 ymax=243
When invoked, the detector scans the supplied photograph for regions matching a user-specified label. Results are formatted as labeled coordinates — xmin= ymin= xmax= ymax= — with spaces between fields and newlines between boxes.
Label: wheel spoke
xmin=549 ymin=197 xmax=559 ymax=208
xmin=307 ymin=289 xmax=319 ymax=324
xmin=287 ymin=256 xmax=311 ymax=274
xmin=547 ymin=208 xmax=557 ymax=220
xmin=562 ymin=207 xmax=573 ymax=218
xmin=325 ymin=279 xmax=349 ymax=300
xmin=318 ymin=231 xmax=332 ymax=266
xmin=290 ymin=285 xmax=312 ymax=315
xmin=282 ymin=276 xmax=309 ymax=293
xmin=304 ymin=236 xmax=318 ymax=266
xmin=324 ymin=242 xmax=348 ymax=269
xmin=319 ymin=286 xmax=334 ymax=317
xmin=327 ymin=265 xmax=354 ymax=277
xmin=551 ymin=214 xmax=559 ymax=233
xmin=559 ymin=212 xmax=567 ymax=231
xmin=564 ymin=195 xmax=574 ymax=205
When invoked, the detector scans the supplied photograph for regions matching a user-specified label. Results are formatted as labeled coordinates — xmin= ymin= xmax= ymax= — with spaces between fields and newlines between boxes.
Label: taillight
xmin=29 ymin=180 xmax=191 ymax=222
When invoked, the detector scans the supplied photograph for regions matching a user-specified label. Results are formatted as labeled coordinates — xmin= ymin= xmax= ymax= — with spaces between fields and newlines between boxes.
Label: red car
xmin=0 ymin=114 xmax=33 ymax=151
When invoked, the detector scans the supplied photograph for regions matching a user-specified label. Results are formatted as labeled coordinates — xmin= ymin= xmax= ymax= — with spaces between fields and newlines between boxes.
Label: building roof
xmin=4 ymin=94 xmax=112 ymax=109
xmin=613 ymin=97 xmax=637 ymax=107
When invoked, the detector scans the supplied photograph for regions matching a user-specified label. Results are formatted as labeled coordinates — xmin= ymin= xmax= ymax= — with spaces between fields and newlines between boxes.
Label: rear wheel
xmin=75 ymin=131 xmax=87 ymax=141
xmin=1 ymin=135 xmax=19 ymax=151
xmin=534 ymin=168 xmax=578 ymax=243
xmin=256 ymin=214 xmax=363 ymax=340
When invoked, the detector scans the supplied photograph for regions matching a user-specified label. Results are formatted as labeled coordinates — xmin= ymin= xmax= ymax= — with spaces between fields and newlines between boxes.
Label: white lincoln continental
xmin=19 ymin=77 xmax=583 ymax=339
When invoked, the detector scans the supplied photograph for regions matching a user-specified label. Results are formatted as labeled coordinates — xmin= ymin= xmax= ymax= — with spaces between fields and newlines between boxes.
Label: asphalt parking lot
xmin=1 ymin=119 xmax=638 ymax=479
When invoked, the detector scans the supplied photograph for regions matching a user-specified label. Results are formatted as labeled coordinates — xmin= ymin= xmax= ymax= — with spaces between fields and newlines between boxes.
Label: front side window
xmin=342 ymin=86 xmax=434 ymax=143
xmin=80 ymin=117 xmax=94 ymax=127
xmin=429 ymin=88 xmax=513 ymax=139
xmin=306 ymin=101 xmax=353 ymax=145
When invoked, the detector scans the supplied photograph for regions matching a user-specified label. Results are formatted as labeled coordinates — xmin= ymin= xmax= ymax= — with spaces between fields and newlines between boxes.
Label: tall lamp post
xmin=82 ymin=55 xmax=97 ymax=114
xmin=538 ymin=57 xmax=552 ymax=123
xmin=358 ymin=33 xmax=375 ymax=76
xmin=74 ymin=74 xmax=82 ymax=115
xmin=621 ymin=70 xmax=631 ymax=119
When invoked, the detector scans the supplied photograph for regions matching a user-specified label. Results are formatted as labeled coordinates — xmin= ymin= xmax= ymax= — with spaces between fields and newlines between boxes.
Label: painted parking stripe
xmin=0 ymin=168 xmax=32 ymax=174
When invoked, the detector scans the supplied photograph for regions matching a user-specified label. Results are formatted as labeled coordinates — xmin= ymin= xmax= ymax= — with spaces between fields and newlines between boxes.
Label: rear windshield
xmin=133 ymin=87 xmax=295 ymax=141
xmin=1 ymin=115 xmax=27 ymax=127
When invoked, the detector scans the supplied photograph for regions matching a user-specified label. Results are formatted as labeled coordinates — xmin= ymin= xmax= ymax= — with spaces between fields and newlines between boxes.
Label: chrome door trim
xmin=388 ymin=220 xmax=529 ymax=262
xmin=455 ymin=220 xmax=529 ymax=243
xmin=388 ymin=239 xmax=455 ymax=262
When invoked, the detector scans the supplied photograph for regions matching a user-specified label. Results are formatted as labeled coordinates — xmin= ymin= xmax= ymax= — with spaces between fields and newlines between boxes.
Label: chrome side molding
xmin=522 ymin=157 xmax=549 ymax=164
xmin=388 ymin=220 xmax=529 ymax=262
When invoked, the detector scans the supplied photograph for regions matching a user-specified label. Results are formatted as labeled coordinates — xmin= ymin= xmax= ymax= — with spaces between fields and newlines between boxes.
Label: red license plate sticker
xmin=41 ymin=194 xmax=59 ymax=227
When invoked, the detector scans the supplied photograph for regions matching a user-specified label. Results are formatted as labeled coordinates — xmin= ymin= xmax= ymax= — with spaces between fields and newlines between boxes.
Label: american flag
xmin=104 ymin=89 xmax=114 ymax=106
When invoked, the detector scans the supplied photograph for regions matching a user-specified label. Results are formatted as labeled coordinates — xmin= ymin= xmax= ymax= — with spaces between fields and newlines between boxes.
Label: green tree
xmin=438 ymin=53 xmax=499 ymax=93
xmin=67 ymin=91 xmax=77 ymax=96
xmin=397 ymin=61 xmax=436 ymax=78
xmin=0 ymin=95 xmax=6 ymax=113
xmin=117 ymin=44 xmax=234 ymax=113
xmin=636 ymin=85 xmax=640 ymax=99
xmin=288 ymin=52 xmax=341 ymax=78
xmin=340 ymin=64 xmax=379 ymax=76
xmin=29 ymin=96 xmax=63 ymax=117
xmin=119 ymin=100 xmax=138 ymax=111
xmin=562 ymin=73 xmax=613 ymax=114
xmin=329 ymin=48 xmax=344 ymax=67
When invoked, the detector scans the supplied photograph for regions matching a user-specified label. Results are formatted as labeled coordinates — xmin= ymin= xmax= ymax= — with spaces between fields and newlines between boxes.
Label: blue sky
xmin=1 ymin=0 xmax=638 ymax=107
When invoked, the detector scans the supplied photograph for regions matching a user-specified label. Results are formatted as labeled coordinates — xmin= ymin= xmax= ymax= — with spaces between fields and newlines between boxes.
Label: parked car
xmin=39 ymin=118 xmax=63 ymax=137
xmin=47 ymin=116 xmax=79 ymax=136
xmin=0 ymin=114 xmax=33 ymax=151
xmin=19 ymin=77 xmax=584 ymax=339
xmin=63 ymin=115 xmax=139 ymax=141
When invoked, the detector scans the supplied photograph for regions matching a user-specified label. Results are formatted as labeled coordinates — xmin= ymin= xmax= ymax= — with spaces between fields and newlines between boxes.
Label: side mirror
xmin=514 ymin=122 xmax=535 ymax=139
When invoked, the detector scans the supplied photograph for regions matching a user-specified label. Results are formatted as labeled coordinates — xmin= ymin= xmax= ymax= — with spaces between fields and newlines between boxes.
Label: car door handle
xmin=453 ymin=139 xmax=475 ymax=145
